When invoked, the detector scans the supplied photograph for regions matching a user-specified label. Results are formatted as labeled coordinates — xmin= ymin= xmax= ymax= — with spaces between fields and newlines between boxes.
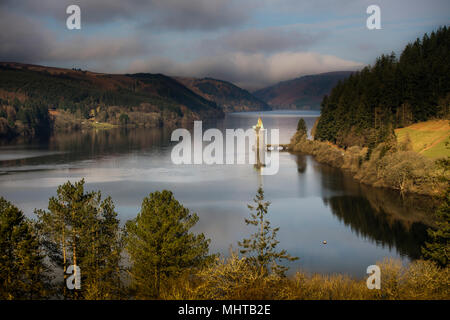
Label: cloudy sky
xmin=0 ymin=0 xmax=449 ymax=90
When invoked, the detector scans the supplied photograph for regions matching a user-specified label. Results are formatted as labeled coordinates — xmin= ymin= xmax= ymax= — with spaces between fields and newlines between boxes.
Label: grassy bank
xmin=290 ymin=122 xmax=449 ymax=196
xmin=395 ymin=120 xmax=450 ymax=159
xmin=162 ymin=254 xmax=449 ymax=300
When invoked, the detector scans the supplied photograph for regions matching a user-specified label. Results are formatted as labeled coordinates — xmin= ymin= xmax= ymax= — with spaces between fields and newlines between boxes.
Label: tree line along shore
xmin=290 ymin=118 xmax=449 ymax=197
xmin=0 ymin=179 xmax=449 ymax=300
xmin=290 ymin=27 xmax=449 ymax=197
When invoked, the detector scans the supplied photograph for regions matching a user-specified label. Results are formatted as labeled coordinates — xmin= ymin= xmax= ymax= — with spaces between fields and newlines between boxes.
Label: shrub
xmin=162 ymin=256 xmax=449 ymax=300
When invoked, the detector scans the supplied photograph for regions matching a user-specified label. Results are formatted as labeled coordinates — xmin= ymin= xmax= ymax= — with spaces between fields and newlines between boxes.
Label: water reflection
xmin=324 ymin=196 xmax=428 ymax=259
xmin=0 ymin=111 xmax=436 ymax=276
xmin=0 ymin=127 xmax=172 ymax=171
xmin=293 ymin=153 xmax=435 ymax=260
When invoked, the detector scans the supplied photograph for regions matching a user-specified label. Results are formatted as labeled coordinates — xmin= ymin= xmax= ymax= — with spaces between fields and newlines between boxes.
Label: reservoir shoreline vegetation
xmin=1 ymin=16 xmax=449 ymax=301
xmin=1 ymin=176 xmax=449 ymax=299
xmin=0 ymin=62 xmax=224 ymax=140
xmin=1 ymin=110 xmax=448 ymax=300
xmin=290 ymin=27 xmax=449 ymax=197
xmin=289 ymin=119 xmax=449 ymax=197
xmin=0 ymin=62 xmax=272 ymax=142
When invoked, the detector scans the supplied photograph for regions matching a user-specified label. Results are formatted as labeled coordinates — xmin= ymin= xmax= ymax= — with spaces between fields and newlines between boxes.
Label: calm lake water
xmin=0 ymin=110 xmax=433 ymax=277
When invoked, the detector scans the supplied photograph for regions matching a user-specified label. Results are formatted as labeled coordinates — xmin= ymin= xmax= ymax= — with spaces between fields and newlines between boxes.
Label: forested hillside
xmin=315 ymin=27 xmax=450 ymax=148
xmin=0 ymin=63 xmax=223 ymax=139
xmin=176 ymin=77 xmax=271 ymax=112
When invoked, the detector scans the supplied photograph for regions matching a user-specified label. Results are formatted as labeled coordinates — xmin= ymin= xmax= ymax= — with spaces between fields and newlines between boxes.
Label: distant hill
xmin=175 ymin=77 xmax=271 ymax=112
xmin=253 ymin=71 xmax=353 ymax=110
xmin=0 ymin=62 xmax=223 ymax=118
xmin=0 ymin=63 xmax=224 ymax=138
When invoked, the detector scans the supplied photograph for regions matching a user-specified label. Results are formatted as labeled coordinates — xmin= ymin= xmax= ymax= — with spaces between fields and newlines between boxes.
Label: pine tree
xmin=0 ymin=197 xmax=49 ymax=299
xmin=238 ymin=187 xmax=298 ymax=277
xmin=125 ymin=190 xmax=213 ymax=299
xmin=422 ymin=186 xmax=450 ymax=267
xmin=422 ymin=141 xmax=450 ymax=267
xmin=81 ymin=195 xmax=123 ymax=299
xmin=315 ymin=27 xmax=450 ymax=148
xmin=36 ymin=179 xmax=123 ymax=299
xmin=296 ymin=118 xmax=307 ymax=136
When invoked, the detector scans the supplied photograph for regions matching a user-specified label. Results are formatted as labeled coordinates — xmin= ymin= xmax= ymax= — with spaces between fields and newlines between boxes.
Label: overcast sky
xmin=0 ymin=0 xmax=448 ymax=90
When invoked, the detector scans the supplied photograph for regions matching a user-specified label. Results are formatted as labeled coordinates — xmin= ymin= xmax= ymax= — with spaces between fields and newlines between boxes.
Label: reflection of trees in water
xmin=324 ymin=195 xmax=428 ymax=259
xmin=359 ymin=184 xmax=438 ymax=227
xmin=0 ymin=127 xmax=173 ymax=168
xmin=296 ymin=154 xmax=307 ymax=173
xmin=50 ymin=127 xmax=172 ymax=154
xmin=294 ymin=153 xmax=436 ymax=260
xmin=295 ymin=153 xmax=438 ymax=225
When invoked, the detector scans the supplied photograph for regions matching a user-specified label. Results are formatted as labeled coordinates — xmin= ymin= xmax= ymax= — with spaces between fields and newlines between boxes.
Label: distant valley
xmin=0 ymin=62 xmax=354 ymax=141
xmin=254 ymin=71 xmax=353 ymax=110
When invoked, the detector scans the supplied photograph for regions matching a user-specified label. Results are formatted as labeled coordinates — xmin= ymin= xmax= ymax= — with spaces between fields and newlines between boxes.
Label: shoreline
xmin=288 ymin=131 xmax=448 ymax=198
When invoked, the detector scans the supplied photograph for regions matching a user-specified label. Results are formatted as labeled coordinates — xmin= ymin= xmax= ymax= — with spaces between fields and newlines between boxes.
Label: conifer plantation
xmin=315 ymin=27 xmax=449 ymax=149
xmin=290 ymin=28 xmax=450 ymax=197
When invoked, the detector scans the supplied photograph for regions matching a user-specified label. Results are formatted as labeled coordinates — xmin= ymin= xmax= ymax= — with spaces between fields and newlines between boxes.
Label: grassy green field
xmin=395 ymin=120 xmax=450 ymax=159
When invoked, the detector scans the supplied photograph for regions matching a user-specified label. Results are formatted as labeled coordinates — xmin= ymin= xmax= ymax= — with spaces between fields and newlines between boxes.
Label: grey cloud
xmin=2 ymin=0 xmax=253 ymax=30
xmin=0 ymin=11 xmax=148 ymax=64
xmin=264 ymin=0 xmax=450 ymax=22
xmin=201 ymin=28 xmax=326 ymax=54
xmin=143 ymin=0 xmax=253 ymax=31
xmin=0 ymin=12 xmax=56 ymax=63
xmin=127 ymin=52 xmax=363 ymax=90
xmin=2 ymin=0 xmax=445 ymax=89
xmin=47 ymin=36 xmax=148 ymax=62
xmin=1 ymin=0 xmax=153 ymax=23
xmin=3 ymin=0 xmax=449 ymax=30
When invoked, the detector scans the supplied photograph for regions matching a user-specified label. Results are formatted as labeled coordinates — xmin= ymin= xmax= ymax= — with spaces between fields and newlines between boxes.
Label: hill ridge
xmin=175 ymin=76 xmax=271 ymax=112
xmin=253 ymin=71 xmax=353 ymax=110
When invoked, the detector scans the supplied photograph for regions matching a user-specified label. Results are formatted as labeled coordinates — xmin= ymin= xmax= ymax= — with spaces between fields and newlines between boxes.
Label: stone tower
xmin=253 ymin=117 xmax=266 ymax=168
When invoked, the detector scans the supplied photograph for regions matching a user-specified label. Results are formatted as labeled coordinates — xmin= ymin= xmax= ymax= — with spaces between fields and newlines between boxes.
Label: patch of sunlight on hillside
xmin=395 ymin=120 xmax=450 ymax=159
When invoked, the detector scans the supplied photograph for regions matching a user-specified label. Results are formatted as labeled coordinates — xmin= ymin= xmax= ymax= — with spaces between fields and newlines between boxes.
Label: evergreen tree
xmin=125 ymin=190 xmax=212 ymax=299
xmin=422 ymin=188 xmax=450 ymax=267
xmin=296 ymin=118 xmax=307 ymax=136
xmin=79 ymin=195 xmax=123 ymax=299
xmin=36 ymin=179 xmax=123 ymax=299
xmin=422 ymin=141 xmax=449 ymax=267
xmin=0 ymin=197 xmax=49 ymax=299
xmin=315 ymin=27 xmax=450 ymax=148
xmin=238 ymin=187 xmax=298 ymax=277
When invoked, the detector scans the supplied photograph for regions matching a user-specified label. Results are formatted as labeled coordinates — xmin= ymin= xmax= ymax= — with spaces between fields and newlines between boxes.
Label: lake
xmin=0 ymin=110 xmax=433 ymax=278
